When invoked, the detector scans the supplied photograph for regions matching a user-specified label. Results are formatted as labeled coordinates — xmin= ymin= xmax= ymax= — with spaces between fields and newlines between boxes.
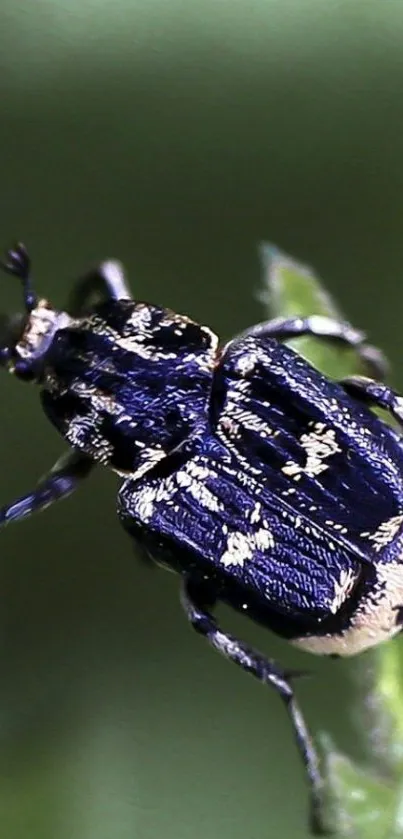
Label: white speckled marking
xmin=250 ymin=502 xmax=262 ymax=525
xmin=282 ymin=423 xmax=341 ymax=479
xmin=220 ymin=532 xmax=253 ymax=568
xmin=220 ymin=526 xmax=275 ymax=568
xmin=329 ymin=568 xmax=357 ymax=615
xmin=361 ymin=514 xmax=403 ymax=553
xmin=131 ymin=485 xmax=157 ymax=522
xmin=293 ymin=553 xmax=403 ymax=656
xmin=176 ymin=467 xmax=222 ymax=513
xmin=233 ymin=350 xmax=259 ymax=377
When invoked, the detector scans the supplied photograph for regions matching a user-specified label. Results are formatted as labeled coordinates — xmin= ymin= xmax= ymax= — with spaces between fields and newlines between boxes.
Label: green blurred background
xmin=0 ymin=1 xmax=402 ymax=837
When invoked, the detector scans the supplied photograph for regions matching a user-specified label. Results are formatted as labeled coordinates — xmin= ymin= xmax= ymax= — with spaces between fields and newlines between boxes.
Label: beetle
xmin=1 ymin=242 xmax=403 ymax=834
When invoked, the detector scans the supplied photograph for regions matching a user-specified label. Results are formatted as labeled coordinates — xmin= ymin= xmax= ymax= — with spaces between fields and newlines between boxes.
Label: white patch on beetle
xmin=176 ymin=467 xmax=222 ymax=513
xmin=158 ymin=311 xmax=192 ymax=328
xmin=129 ymin=475 xmax=178 ymax=522
xmin=126 ymin=457 xmax=224 ymax=521
xmin=117 ymin=335 xmax=179 ymax=361
xmin=220 ymin=401 xmax=273 ymax=438
xmin=292 ymin=553 xmax=403 ymax=656
xmin=67 ymin=414 xmax=114 ymax=463
xmin=360 ymin=514 xmax=403 ymax=553
xmin=220 ymin=532 xmax=253 ymax=568
xmin=249 ymin=502 xmax=262 ymax=525
xmin=255 ymin=528 xmax=275 ymax=551
xmin=131 ymin=485 xmax=157 ymax=522
xmin=70 ymin=380 xmax=119 ymax=415
xmin=329 ymin=567 xmax=357 ymax=614
xmin=220 ymin=527 xmax=275 ymax=568
xmin=217 ymin=396 xmax=274 ymax=476
xmin=130 ymin=447 xmax=166 ymax=480
xmin=282 ymin=422 xmax=341 ymax=480
xmin=125 ymin=303 xmax=153 ymax=333
xmin=232 ymin=350 xmax=259 ymax=377
xmin=186 ymin=462 xmax=211 ymax=481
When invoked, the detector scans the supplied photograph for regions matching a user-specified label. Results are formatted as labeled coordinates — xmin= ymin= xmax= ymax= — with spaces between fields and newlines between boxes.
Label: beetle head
xmin=0 ymin=243 xmax=72 ymax=382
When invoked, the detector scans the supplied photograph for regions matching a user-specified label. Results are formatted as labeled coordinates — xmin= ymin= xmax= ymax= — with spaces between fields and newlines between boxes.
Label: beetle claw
xmin=1 ymin=242 xmax=30 ymax=280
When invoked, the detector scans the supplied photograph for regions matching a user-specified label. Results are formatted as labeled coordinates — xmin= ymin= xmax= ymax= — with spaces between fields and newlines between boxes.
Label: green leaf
xmin=324 ymin=740 xmax=398 ymax=838
xmin=259 ymin=243 xmax=403 ymax=837
xmin=259 ymin=243 xmax=362 ymax=380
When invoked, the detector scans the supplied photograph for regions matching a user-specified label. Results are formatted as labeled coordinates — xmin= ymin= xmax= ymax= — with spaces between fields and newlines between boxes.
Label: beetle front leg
xmin=66 ymin=259 xmax=132 ymax=315
xmin=340 ymin=376 xmax=403 ymax=430
xmin=181 ymin=577 xmax=328 ymax=836
xmin=229 ymin=315 xmax=387 ymax=380
xmin=0 ymin=449 xmax=93 ymax=526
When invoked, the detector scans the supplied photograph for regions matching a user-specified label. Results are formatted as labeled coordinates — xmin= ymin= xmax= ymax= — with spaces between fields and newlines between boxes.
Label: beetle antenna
xmin=1 ymin=243 xmax=37 ymax=313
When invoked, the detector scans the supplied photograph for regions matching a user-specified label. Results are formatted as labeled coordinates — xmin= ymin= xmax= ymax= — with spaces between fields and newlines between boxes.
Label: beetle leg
xmin=228 ymin=315 xmax=387 ymax=380
xmin=181 ymin=577 xmax=328 ymax=836
xmin=1 ymin=243 xmax=37 ymax=313
xmin=0 ymin=449 xmax=93 ymax=527
xmin=341 ymin=376 xmax=403 ymax=429
xmin=66 ymin=259 xmax=132 ymax=315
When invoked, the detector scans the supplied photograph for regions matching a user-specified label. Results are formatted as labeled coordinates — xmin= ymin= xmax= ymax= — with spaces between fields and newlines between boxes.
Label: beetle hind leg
xmin=341 ymin=376 xmax=403 ymax=430
xmin=0 ymin=449 xmax=93 ymax=527
xmin=229 ymin=315 xmax=388 ymax=380
xmin=181 ymin=577 xmax=329 ymax=836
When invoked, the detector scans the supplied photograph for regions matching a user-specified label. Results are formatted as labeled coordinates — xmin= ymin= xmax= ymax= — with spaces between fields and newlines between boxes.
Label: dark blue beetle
xmin=1 ymin=243 xmax=403 ymax=834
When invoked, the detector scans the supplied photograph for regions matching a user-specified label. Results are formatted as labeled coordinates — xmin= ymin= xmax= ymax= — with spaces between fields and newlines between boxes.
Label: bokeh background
xmin=0 ymin=2 xmax=402 ymax=837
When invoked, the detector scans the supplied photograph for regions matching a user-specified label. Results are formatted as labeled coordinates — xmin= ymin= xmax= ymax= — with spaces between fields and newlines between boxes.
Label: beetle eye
xmin=13 ymin=359 xmax=37 ymax=382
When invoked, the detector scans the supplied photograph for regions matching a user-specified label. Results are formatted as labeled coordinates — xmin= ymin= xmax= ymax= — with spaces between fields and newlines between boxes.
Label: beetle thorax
xmin=39 ymin=299 xmax=218 ymax=478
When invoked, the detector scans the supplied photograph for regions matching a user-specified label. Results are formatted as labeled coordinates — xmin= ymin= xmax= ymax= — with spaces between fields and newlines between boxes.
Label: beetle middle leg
xmin=0 ymin=449 xmax=93 ymax=527
xmin=340 ymin=376 xmax=403 ymax=429
xmin=66 ymin=259 xmax=132 ymax=315
xmin=181 ymin=577 xmax=329 ymax=836
xmin=228 ymin=315 xmax=387 ymax=380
